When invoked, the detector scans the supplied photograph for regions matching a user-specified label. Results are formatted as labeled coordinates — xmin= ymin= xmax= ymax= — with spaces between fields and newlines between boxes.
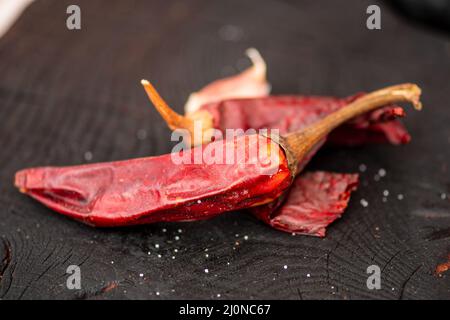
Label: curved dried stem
xmin=141 ymin=79 xmax=193 ymax=131
xmin=284 ymin=83 xmax=422 ymax=175
xmin=245 ymin=47 xmax=267 ymax=80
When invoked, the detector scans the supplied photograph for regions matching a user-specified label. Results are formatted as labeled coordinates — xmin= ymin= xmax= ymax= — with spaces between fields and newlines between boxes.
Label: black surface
xmin=0 ymin=0 xmax=449 ymax=299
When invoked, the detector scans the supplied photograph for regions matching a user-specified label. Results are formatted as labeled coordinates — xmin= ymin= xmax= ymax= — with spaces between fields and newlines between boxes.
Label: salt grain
xmin=175 ymin=236 xmax=180 ymax=241
xmin=378 ymin=168 xmax=386 ymax=177
xmin=397 ymin=194 xmax=404 ymax=200
xmin=139 ymin=273 xmax=144 ymax=277
xmin=306 ymin=273 xmax=311 ymax=278
xmin=244 ymin=235 xmax=249 ymax=240
xmin=283 ymin=265 xmax=288 ymax=270
xmin=218 ymin=25 xmax=243 ymax=41
xmin=359 ymin=164 xmax=367 ymax=172
xmin=155 ymin=244 xmax=160 ymax=249
xmin=136 ymin=129 xmax=147 ymax=140
xmin=441 ymin=193 xmax=447 ymax=200
xmin=84 ymin=151 xmax=93 ymax=161
xmin=178 ymin=229 xmax=183 ymax=233
xmin=383 ymin=190 xmax=389 ymax=196
xmin=204 ymin=268 xmax=209 ymax=273
xmin=205 ymin=254 xmax=209 ymax=258
xmin=217 ymin=293 xmax=221 ymax=298
xmin=156 ymin=291 xmax=160 ymax=296
xmin=360 ymin=199 xmax=369 ymax=207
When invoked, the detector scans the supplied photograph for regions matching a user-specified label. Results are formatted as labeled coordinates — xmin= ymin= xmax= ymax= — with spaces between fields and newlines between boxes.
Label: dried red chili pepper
xmin=14 ymin=84 xmax=422 ymax=229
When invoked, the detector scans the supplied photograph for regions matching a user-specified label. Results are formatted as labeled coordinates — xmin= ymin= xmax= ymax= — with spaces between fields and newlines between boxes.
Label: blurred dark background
xmin=390 ymin=0 xmax=450 ymax=33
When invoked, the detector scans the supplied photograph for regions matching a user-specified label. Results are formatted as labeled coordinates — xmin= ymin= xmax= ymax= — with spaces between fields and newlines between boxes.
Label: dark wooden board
xmin=0 ymin=0 xmax=449 ymax=299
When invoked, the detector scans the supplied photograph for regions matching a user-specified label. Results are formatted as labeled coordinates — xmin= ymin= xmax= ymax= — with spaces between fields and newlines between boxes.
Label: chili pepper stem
xmin=140 ymin=79 xmax=192 ymax=131
xmin=245 ymin=47 xmax=267 ymax=80
xmin=283 ymin=83 xmax=422 ymax=174
xmin=141 ymin=79 xmax=213 ymax=145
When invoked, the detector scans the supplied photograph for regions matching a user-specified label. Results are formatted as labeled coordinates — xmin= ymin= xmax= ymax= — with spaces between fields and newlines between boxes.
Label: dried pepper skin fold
xmin=15 ymin=135 xmax=291 ymax=227
xmin=250 ymin=172 xmax=359 ymax=237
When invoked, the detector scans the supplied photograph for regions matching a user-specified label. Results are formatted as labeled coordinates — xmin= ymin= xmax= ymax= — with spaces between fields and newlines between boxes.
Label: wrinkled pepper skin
xmin=15 ymin=135 xmax=291 ymax=227
xmin=200 ymin=94 xmax=410 ymax=145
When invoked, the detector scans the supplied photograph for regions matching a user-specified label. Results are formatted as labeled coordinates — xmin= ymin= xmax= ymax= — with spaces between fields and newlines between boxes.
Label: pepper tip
xmin=14 ymin=170 xmax=27 ymax=191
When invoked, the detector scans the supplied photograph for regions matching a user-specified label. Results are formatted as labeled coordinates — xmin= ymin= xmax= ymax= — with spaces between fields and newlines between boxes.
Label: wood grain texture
xmin=0 ymin=0 xmax=449 ymax=299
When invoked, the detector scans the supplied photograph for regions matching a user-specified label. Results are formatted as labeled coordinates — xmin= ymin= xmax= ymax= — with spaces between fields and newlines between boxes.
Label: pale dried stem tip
xmin=284 ymin=83 xmax=423 ymax=174
xmin=184 ymin=48 xmax=270 ymax=114
xmin=141 ymin=79 xmax=193 ymax=131
xmin=245 ymin=47 xmax=267 ymax=80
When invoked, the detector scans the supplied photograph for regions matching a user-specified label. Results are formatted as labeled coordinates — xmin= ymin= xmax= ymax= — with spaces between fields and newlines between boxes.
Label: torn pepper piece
xmin=14 ymin=83 xmax=422 ymax=230
xmin=251 ymin=172 xmax=359 ymax=237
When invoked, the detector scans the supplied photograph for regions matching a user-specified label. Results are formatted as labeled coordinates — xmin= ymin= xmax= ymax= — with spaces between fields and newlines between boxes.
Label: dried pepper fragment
xmin=251 ymin=172 xmax=359 ymax=237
